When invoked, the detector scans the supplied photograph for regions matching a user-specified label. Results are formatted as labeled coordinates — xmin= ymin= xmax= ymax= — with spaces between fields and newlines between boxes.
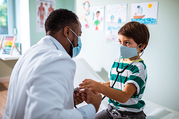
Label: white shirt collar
xmin=46 ymin=35 xmax=67 ymax=53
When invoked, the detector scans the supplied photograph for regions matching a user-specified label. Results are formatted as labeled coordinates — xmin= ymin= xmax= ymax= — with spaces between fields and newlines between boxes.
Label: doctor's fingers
xmin=85 ymin=89 xmax=102 ymax=112
xmin=74 ymin=96 xmax=83 ymax=105
xmin=80 ymin=89 xmax=88 ymax=101
xmin=81 ymin=93 xmax=87 ymax=101
xmin=74 ymin=93 xmax=84 ymax=104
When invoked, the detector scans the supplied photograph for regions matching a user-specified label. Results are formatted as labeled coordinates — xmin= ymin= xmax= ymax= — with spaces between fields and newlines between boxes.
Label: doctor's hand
xmin=81 ymin=88 xmax=102 ymax=112
xmin=74 ymin=92 xmax=83 ymax=105
xmin=79 ymin=79 xmax=102 ymax=93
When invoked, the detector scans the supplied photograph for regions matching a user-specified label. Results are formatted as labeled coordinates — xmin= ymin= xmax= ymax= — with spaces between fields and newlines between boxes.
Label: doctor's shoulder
xmin=40 ymin=49 xmax=74 ymax=64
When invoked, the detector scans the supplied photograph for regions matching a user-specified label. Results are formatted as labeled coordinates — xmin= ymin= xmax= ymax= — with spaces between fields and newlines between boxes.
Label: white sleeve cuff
xmin=77 ymin=104 xmax=96 ymax=119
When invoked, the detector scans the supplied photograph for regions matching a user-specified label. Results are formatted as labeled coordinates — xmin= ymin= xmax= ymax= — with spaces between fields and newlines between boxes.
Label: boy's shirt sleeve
xmin=125 ymin=63 xmax=147 ymax=95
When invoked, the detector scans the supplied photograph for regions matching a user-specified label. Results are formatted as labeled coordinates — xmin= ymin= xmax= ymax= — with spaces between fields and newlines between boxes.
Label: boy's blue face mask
xmin=119 ymin=44 xmax=141 ymax=58
xmin=66 ymin=29 xmax=82 ymax=58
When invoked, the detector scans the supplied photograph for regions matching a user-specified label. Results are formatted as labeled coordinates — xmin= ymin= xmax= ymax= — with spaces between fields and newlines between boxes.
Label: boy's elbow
xmin=120 ymin=98 xmax=128 ymax=103
xmin=117 ymin=94 xmax=130 ymax=103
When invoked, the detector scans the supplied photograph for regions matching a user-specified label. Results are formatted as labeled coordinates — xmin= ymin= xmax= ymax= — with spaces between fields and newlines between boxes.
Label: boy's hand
xmin=79 ymin=79 xmax=102 ymax=93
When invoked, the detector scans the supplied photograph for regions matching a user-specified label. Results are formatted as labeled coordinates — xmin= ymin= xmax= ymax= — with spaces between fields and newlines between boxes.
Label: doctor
xmin=3 ymin=9 xmax=102 ymax=119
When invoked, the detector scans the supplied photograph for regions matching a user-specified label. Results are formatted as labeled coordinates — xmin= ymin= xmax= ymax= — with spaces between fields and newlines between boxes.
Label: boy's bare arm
xmin=101 ymin=81 xmax=110 ymax=87
xmin=79 ymin=79 xmax=136 ymax=103
xmin=99 ymin=83 xmax=137 ymax=103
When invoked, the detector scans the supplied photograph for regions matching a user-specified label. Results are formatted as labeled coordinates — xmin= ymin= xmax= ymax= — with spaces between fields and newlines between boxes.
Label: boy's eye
xmin=126 ymin=42 xmax=130 ymax=45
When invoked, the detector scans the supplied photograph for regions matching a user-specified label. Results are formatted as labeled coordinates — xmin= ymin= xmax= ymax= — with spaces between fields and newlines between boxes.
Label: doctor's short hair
xmin=118 ymin=21 xmax=150 ymax=50
xmin=45 ymin=9 xmax=78 ymax=35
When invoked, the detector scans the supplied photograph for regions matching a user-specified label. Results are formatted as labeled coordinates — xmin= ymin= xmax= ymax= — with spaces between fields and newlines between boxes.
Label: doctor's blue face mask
xmin=119 ymin=44 xmax=142 ymax=58
xmin=66 ymin=28 xmax=82 ymax=58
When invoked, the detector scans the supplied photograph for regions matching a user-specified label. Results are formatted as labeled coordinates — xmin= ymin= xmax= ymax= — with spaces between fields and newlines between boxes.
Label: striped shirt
xmin=108 ymin=58 xmax=147 ymax=112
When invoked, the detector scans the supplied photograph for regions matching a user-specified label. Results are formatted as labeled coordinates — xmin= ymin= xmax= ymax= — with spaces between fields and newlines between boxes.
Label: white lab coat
xmin=3 ymin=36 xmax=95 ymax=119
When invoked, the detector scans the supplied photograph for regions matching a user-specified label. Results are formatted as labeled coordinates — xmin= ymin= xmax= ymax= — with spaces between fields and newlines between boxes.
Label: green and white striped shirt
xmin=108 ymin=58 xmax=147 ymax=112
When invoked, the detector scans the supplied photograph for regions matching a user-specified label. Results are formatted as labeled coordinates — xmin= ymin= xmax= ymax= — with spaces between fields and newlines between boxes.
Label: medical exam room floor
xmin=0 ymin=82 xmax=9 ymax=119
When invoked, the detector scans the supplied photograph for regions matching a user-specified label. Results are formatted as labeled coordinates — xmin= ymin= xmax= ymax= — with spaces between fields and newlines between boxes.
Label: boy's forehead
xmin=118 ymin=35 xmax=133 ymax=41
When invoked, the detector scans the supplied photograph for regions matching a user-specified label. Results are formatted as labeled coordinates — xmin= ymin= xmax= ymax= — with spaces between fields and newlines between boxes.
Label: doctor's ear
xmin=63 ymin=26 xmax=70 ymax=38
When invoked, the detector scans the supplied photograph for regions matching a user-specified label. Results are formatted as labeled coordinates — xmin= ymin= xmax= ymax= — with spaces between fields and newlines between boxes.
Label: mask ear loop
xmin=66 ymin=37 xmax=74 ymax=48
xmin=70 ymin=28 xmax=78 ymax=37
xmin=69 ymin=28 xmax=80 ymax=47
xmin=138 ymin=43 xmax=145 ymax=53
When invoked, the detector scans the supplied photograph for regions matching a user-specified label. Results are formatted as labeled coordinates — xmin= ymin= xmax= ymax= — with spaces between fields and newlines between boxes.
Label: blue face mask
xmin=66 ymin=29 xmax=82 ymax=58
xmin=120 ymin=44 xmax=141 ymax=58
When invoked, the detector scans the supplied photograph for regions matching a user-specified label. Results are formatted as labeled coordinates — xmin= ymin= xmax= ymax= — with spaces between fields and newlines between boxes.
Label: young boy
xmin=79 ymin=21 xmax=150 ymax=119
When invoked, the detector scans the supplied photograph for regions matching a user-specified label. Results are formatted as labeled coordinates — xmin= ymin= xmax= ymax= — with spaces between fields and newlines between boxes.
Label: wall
xmin=75 ymin=0 xmax=179 ymax=112
xmin=0 ymin=60 xmax=17 ymax=78
xmin=29 ymin=0 xmax=75 ymax=46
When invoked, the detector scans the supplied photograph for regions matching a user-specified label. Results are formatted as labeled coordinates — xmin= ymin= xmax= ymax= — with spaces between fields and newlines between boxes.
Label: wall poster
xmin=36 ymin=0 xmax=56 ymax=32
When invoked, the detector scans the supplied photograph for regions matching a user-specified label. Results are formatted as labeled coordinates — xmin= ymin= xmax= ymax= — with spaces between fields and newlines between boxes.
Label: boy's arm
xmin=100 ymin=81 xmax=110 ymax=87
xmin=79 ymin=79 xmax=136 ymax=103
xmin=99 ymin=83 xmax=136 ymax=103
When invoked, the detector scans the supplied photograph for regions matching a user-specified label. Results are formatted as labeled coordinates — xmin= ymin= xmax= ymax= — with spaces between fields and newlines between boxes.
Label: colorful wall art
xmin=131 ymin=2 xmax=158 ymax=24
xmin=81 ymin=1 xmax=91 ymax=28
xmin=106 ymin=4 xmax=127 ymax=23
xmin=106 ymin=25 xmax=121 ymax=43
xmin=92 ymin=6 xmax=104 ymax=30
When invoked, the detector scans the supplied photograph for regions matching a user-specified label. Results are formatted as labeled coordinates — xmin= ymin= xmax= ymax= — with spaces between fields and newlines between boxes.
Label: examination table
xmin=73 ymin=58 xmax=179 ymax=119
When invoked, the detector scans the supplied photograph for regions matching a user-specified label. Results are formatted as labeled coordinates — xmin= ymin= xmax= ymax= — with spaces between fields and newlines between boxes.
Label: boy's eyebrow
xmin=118 ymin=39 xmax=131 ymax=42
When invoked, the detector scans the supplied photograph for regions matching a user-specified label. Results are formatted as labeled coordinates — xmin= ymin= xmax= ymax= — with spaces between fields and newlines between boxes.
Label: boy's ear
xmin=139 ymin=44 xmax=146 ymax=48
xmin=139 ymin=44 xmax=146 ymax=52
xmin=142 ymin=44 xmax=146 ymax=49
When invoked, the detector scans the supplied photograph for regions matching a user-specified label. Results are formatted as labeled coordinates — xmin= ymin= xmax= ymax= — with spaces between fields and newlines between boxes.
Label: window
xmin=0 ymin=0 xmax=8 ymax=34
xmin=0 ymin=0 xmax=15 ymax=35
